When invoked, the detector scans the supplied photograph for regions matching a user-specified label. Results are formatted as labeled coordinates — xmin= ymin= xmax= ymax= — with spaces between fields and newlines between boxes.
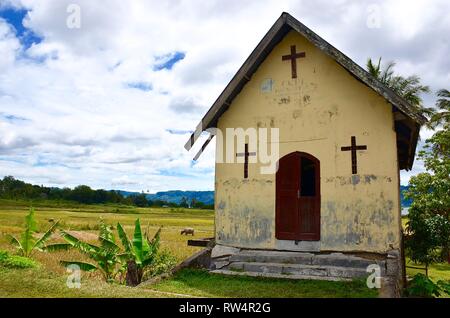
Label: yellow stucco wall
xmin=214 ymin=30 xmax=402 ymax=254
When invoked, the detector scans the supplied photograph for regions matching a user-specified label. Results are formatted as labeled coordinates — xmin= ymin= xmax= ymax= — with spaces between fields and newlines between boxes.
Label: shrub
xmin=0 ymin=250 xmax=38 ymax=269
xmin=407 ymin=273 xmax=450 ymax=298
xmin=143 ymin=249 xmax=177 ymax=280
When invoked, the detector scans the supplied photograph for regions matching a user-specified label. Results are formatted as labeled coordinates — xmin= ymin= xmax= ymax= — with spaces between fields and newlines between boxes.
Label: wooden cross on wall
xmin=236 ymin=143 xmax=256 ymax=179
xmin=341 ymin=136 xmax=367 ymax=174
xmin=282 ymin=45 xmax=306 ymax=79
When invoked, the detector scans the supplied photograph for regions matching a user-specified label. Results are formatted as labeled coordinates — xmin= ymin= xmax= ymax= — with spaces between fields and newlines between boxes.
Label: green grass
xmin=146 ymin=268 xmax=378 ymax=298
xmin=405 ymin=258 xmax=450 ymax=282
xmin=1 ymin=200 xmax=446 ymax=298
xmin=0 ymin=266 xmax=173 ymax=298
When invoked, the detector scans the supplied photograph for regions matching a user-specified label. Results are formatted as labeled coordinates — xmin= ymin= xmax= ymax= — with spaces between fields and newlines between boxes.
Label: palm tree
xmin=366 ymin=57 xmax=432 ymax=116
xmin=427 ymin=89 xmax=450 ymax=129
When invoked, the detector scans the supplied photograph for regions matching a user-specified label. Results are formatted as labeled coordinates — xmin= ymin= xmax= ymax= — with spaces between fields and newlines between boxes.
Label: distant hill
xmin=121 ymin=186 xmax=409 ymax=207
xmin=120 ymin=186 xmax=410 ymax=207
xmin=119 ymin=190 xmax=214 ymax=205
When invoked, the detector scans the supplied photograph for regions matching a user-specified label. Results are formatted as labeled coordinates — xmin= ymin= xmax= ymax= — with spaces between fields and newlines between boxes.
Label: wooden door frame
xmin=275 ymin=151 xmax=321 ymax=241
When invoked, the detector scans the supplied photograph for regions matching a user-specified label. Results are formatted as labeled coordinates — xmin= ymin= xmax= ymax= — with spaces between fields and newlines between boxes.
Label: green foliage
xmin=366 ymin=57 xmax=432 ymax=116
xmin=48 ymin=220 xmax=122 ymax=282
xmin=129 ymin=193 xmax=149 ymax=207
xmin=405 ymin=88 xmax=450 ymax=272
xmin=143 ymin=249 xmax=178 ymax=279
xmin=179 ymin=197 xmax=189 ymax=208
xmin=0 ymin=250 xmax=38 ymax=269
xmin=0 ymin=176 xmax=212 ymax=208
xmin=0 ymin=176 xmax=129 ymax=205
xmin=7 ymin=207 xmax=60 ymax=257
xmin=48 ymin=218 xmax=173 ymax=285
xmin=118 ymin=220 xmax=161 ymax=267
xmin=406 ymin=273 xmax=450 ymax=298
xmin=428 ymin=89 xmax=450 ymax=129
xmin=117 ymin=219 xmax=166 ymax=285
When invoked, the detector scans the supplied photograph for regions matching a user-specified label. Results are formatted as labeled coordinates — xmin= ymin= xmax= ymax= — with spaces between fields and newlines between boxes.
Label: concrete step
xmin=210 ymin=269 xmax=351 ymax=282
xmin=225 ymin=261 xmax=368 ymax=279
xmin=230 ymin=250 xmax=383 ymax=270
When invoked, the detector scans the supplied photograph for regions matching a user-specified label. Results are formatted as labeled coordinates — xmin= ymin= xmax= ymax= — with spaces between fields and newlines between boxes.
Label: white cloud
xmin=0 ymin=0 xmax=448 ymax=191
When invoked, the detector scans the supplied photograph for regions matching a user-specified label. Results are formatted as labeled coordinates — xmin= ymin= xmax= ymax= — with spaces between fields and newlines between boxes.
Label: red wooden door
xmin=276 ymin=152 xmax=320 ymax=241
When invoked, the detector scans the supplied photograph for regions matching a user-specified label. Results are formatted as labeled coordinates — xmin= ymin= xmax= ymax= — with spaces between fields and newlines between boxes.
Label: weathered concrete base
xmin=275 ymin=239 xmax=320 ymax=252
xmin=379 ymin=250 xmax=403 ymax=297
xmin=210 ymin=244 xmax=404 ymax=297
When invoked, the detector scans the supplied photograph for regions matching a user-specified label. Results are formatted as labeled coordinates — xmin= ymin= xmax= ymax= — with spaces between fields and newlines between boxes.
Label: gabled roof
xmin=185 ymin=12 xmax=426 ymax=170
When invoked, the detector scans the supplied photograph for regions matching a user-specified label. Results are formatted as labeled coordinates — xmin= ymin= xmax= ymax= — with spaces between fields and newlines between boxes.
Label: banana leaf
xmin=20 ymin=208 xmax=37 ymax=256
xmin=60 ymin=231 xmax=100 ymax=254
xmin=116 ymin=223 xmax=132 ymax=254
xmin=60 ymin=260 xmax=97 ymax=272
xmin=6 ymin=234 xmax=23 ymax=251
xmin=44 ymin=243 xmax=73 ymax=252
xmin=33 ymin=220 xmax=60 ymax=251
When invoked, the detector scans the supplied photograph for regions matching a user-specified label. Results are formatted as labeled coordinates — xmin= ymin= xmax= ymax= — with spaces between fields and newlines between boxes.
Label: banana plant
xmin=47 ymin=220 xmax=122 ymax=282
xmin=116 ymin=219 xmax=161 ymax=286
xmin=7 ymin=207 xmax=60 ymax=257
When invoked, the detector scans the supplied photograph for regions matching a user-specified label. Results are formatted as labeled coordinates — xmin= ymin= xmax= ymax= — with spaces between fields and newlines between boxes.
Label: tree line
xmin=0 ymin=176 xmax=213 ymax=209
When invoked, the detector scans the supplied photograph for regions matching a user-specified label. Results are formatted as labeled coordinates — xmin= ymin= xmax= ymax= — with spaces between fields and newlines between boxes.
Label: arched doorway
xmin=275 ymin=152 xmax=320 ymax=241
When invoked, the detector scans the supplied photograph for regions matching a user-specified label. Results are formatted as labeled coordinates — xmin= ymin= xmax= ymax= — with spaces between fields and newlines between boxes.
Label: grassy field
xmin=0 ymin=199 xmax=445 ymax=298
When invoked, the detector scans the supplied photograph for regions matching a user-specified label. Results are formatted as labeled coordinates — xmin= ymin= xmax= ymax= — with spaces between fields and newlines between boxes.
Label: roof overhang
xmin=185 ymin=12 xmax=426 ymax=170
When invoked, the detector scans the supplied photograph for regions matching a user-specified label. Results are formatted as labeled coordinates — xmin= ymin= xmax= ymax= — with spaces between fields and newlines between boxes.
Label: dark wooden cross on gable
xmin=282 ymin=45 xmax=306 ymax=79
xmin=341 ymin=136 xmax=367 ymax=174
xmin=236 ymin=143 xmax=256 ymax=179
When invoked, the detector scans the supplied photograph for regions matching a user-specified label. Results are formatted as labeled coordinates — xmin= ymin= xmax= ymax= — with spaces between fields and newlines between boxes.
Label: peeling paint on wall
xmin=214 ymin=30 xmax=401 ymax=254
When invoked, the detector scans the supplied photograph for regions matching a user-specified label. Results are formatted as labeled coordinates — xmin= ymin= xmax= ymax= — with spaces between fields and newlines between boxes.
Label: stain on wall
xmin=214 ymin=30 xmax=401 ymax=254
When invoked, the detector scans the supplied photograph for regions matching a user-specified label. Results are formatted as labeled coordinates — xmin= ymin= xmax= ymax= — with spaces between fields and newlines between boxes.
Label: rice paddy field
xmin=0 ymin=199 xmax=446 ymax=298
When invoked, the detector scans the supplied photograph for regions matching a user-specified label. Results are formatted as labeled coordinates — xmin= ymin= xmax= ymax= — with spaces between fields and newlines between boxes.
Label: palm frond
xmin=366 ymin=57 xmax=381 ymax=78
xmin=381 ymin=60 xmax=396 ymax=84
xmin=366 ymin=57 xmax=431 ymax=118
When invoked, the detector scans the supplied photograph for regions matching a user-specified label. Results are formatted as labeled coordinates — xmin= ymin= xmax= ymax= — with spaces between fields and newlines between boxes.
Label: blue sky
xmin=0 ymin=6 xmax=41 ymax=48
xmin=0 ymin=0 xmax=448 ymax=192
xmin=154 ymin=52 xmax=186 ymax=71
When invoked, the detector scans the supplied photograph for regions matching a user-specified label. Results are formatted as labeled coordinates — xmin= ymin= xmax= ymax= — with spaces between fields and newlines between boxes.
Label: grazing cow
xmin=181 ymin=228 xmax=195 ymax=236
